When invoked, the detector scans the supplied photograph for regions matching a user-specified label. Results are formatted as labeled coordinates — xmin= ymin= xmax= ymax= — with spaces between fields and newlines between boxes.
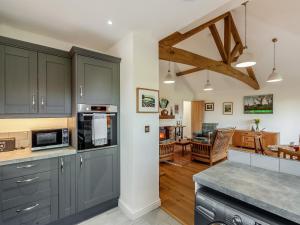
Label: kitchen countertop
xmin=0 ymin=147 xmax=77 ymax=166
xmin=193 ymin=160 xmax=300 ymax=224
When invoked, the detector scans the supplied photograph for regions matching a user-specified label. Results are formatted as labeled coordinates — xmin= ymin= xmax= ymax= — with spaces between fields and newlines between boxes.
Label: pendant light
xmin=267 ymin=38 xmax=283 ymax=82
xmin=235 ymin=1 xmax=256 ymax=68
xmin=203 ymin=70 xmax=213 ymax=91
xmin=163 ymin=48 xmax=175 ymax=84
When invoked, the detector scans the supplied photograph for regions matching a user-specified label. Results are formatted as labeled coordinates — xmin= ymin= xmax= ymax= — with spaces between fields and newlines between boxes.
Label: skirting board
xmin=118 ymin=198 xmax=161 ymax=220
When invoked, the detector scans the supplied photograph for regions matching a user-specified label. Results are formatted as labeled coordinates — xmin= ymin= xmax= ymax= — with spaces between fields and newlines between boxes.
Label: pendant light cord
xmin=273 ymin=40 xmax=276 ymax=71
xmin=168 ymin=47 xmax=171 ymax=73
xmin=244 ymin=2 xmax=248 ymax=49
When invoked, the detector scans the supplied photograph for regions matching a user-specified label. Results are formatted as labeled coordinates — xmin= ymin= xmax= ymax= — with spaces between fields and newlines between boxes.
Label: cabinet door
xmin=76 ymin=147 xmax=119 ymax=212
xmin=59 ymin=155 xmax=76 ymax=219
xmin=77 ymin=55 xmax=119 ymax=105
xmin=0 ymin=45 xmax=37 ymax=114
xmin=38 ymin=53 xmax=71 ymax=115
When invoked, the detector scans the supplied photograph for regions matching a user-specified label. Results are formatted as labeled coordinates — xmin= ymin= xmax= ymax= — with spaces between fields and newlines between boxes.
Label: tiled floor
xmin=79 ymin=207 xmax=182 ymax=225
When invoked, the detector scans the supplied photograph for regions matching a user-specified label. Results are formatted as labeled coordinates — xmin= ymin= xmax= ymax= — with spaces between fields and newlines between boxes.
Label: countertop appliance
xmin=0 ymin=138 xmax=15 ymax=152
xmin=195 ymin=186 xmax=297 ymax=225
xmin=31 ymin=128 xmax=69 ymax=151
xmin=77 ymin=104 xmax=118 ymax=151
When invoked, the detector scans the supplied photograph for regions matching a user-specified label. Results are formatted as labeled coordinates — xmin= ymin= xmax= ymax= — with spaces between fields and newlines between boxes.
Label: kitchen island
xmin=193 ymin=160 xmax=300 ymax=224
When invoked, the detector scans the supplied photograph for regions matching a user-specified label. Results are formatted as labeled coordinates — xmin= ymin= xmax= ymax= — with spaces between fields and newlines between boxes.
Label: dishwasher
xmin=195 ymin=186 xmax=298 ymax=225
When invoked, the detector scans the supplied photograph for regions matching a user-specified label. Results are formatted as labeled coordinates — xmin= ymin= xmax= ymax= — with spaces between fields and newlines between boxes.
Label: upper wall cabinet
xmin=71 ymin=47 xmax=120 ymax=106
xmin=38 ymin=53 xmax=71 ymax=115
xmin=0 ymin=36 xmax=71 ymax=118
xmin=0 ymin=45 xmax=38 ymax=114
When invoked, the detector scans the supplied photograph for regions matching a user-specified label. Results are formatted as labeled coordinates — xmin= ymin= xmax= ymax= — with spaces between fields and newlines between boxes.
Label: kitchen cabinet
xmin=71 ymin=47 xmax=120 ymax=106
xmin=58 ymin=155 xmax=76 ymax=219
xmin=38 ymin=53 xmax=71 ymax=115
xmin=0 ymin=45 xmax=38 ymax=114
xmin=0 ymin=158 xmax=58 ymax=225
xmin=0 ymin=36 xmax=71 ymax=118
xmin=76 ymin=147 xmax=119 ymax=212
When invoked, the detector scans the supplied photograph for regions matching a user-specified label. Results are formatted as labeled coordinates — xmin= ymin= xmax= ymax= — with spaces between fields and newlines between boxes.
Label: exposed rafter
xmin=159 ymin=12 xmax=259 ymax=90
xmin=159 ymin=45 xmax=259 ymax=90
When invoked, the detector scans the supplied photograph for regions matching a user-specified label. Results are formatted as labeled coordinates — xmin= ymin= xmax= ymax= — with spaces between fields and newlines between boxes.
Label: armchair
xmin=159 ymin=141 xmax=175 ymax=162
xmin=191 ymin=129 xmax=234 ymax=165
xmin=193 ymin=123 xmax=218 ymax=144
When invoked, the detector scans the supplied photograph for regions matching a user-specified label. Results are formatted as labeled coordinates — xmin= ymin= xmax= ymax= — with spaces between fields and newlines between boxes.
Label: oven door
xmin=77 ymin=112 xmax=117 ymax=150
xmin=32 ymin=129 xmax=63 ymax=150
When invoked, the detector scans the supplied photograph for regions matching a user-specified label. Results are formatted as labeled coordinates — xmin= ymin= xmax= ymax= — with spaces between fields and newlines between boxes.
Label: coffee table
xmin=176 ymin=140 xmax=190 ymax=156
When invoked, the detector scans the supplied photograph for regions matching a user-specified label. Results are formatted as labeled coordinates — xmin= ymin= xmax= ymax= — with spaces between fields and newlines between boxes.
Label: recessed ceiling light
xmin=107 ymin=20 xmax=113 ymax=25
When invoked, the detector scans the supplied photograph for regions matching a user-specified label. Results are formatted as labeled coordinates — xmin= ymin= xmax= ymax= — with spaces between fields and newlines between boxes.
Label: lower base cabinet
xmin=58 ymin=155 xmax=76 ymax=219
xmin=76 ymin=147 xmax=119 ymax=212
xmin=0 ymin=148 xmax=119 ymax=225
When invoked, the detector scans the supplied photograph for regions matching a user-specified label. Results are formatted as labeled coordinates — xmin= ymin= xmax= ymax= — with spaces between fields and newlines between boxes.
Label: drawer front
xmin=244 ymin=136 xmax=254 ymax=142
xmin=0 ymin=197 xmax=58 ymax=225
xmin=0 ymin=158 xmax=57 ymax=180
xmin=244 ymin=141 xmax=255 ymax=148
xmin=1 ymin=170 xmax=58 ymax=211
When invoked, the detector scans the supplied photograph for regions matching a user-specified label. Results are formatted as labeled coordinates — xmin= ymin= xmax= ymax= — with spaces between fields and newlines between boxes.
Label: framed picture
xmin=205 ymin=103 xmax=214 ymax=111
xmin=223 ymin=102 xmax=233 ymax=115
xmin=136 ymin=88 xmax=159 ymax=113
xmin=244 ymin=94 xmax=273 ymax=114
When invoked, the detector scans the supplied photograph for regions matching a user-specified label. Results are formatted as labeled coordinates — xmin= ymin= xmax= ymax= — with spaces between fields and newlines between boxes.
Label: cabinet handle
xmin=41 ymin=96 xmax=45 ymax=106
xmin=32 ymin=95 xmax=36 ymax=110
xmin=16 ymin=203 xmax=39 ymax=213
xmin=61 ymin=158 xmax=64 ymax=173
xmin=80 ymin=155 xmax=83 ymax=168
xmin=80 ymin=85 xmax=83 ymax=97
xmin=16 ymin=177 xmax=39 ymax=184
xmin=16 ymin=164 xmax=36 ymax=169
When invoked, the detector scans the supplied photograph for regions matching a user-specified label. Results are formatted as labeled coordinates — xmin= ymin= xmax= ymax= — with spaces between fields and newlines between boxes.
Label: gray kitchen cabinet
xmin=76 ymin=147 xmax=120 ymax=212
xmin=38 ymin=53 xmax=71 ymax=115
xmin=0 ymin=45 xmax=38 ymax=114
xmin=0 ymin=158 xmax=59 ymax=225
xmin=58 ymin=155 xmax=76 ymax=219
xmin=77 ymin=55 xmax=119 ymax=105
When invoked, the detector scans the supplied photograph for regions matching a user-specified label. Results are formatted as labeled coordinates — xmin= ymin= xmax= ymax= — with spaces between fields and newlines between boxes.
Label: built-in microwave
xmin=31 ymin=128 xmax=69 ymax=151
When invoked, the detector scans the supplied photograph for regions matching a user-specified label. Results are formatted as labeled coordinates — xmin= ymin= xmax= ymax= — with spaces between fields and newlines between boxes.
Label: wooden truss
xmin=159 ymin=12 xmax=259 ymax=90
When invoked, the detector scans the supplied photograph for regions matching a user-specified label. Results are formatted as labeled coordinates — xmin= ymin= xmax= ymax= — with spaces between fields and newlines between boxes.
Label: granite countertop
xmin=193 ymin=161 xmax=300 ymax=224
xmin=0 ymin=147 xmax=77 ymax=166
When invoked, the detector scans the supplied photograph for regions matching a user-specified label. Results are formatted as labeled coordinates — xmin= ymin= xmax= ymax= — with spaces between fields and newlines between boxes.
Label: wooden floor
xmin=159 ymin=146 xmax=209 ymax=225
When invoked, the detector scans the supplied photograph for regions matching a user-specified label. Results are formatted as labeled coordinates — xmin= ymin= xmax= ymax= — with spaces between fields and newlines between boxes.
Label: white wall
xmin=196 ymin=86 xmax=300 ymax=144
xmin=108 ymin=31 xmax=160 ymax=219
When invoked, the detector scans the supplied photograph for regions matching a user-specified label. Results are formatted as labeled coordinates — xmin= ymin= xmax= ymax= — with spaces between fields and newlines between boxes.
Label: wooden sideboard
xmin=232 ymin=130 xmax=280 ymax=149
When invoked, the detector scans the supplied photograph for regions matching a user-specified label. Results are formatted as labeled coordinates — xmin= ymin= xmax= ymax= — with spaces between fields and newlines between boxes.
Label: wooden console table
xmin=232 ymin=130 xmax=280 ymax=149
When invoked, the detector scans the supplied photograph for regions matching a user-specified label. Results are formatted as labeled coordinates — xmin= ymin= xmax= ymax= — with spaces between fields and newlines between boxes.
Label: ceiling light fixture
xmin=235 ymin=1 xmax=256 ymax=68
xmin=107 ymin=20 xmax=113 ymax=25
xmin=203 ymin=70 xmax=213 ymax=91
xmin=163 ymin=48 xmax=175 ymax=84
xmin=267 ymin=38 xmax=283 ymax=83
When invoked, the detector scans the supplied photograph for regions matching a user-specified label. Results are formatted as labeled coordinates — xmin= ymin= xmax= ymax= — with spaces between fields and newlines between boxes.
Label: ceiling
xmin=160 ymin=0 xmax=300 ymax=94
xmin=0 ymin=0 xmax=238 ymax=50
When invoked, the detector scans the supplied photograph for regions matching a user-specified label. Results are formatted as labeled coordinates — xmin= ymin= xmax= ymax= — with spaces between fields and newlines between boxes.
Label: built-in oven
xmin=77 ymin=104 xmax=118 ymax=151
xmin=31 ymin=128 xmax=69 ymax=151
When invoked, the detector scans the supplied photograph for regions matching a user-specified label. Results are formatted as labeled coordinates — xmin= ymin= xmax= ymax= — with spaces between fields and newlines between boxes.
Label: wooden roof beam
xmin=224 ymin=15 xmax=232 ymax=64
xmin=159 ymin=12 xmax=230 ymax=46
xmin=160 ymin=45 xmax=259 ymax=90
xmin=209 ymin=24 xmax=227 ymax=62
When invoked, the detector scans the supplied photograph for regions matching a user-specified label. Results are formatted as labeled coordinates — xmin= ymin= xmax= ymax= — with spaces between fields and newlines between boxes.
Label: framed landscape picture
xmin=244 ymin=94 xmax=273 ymax=114
xmin=223 ymin=102 xmax=233 ymax=115
xmin=205 ymin=103 xmax=214 ymax=111
xmin=136 ymin=88 xmax=159 ymax=113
